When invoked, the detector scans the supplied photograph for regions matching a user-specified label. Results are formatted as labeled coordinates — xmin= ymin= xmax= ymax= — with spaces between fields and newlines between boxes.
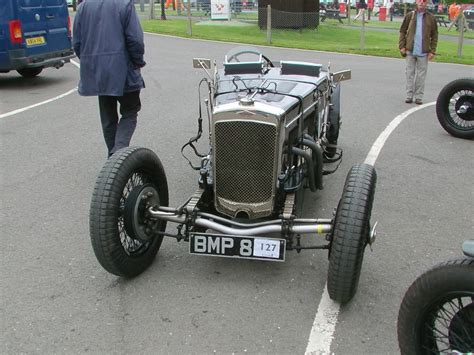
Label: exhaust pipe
xmin=54 ymin=60 xmax=65 ymax=69
xmin=148 ymin=209 xmax=332 ymax=236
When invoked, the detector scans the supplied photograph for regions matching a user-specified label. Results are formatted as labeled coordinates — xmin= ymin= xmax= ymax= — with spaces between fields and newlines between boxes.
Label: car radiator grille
xmin=214 ymin=120 xmax=278 ymax=219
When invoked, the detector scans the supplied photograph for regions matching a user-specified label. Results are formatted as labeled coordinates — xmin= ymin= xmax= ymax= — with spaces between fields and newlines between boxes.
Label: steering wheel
xmin=225 ymin=47 xmax=274 ymax=68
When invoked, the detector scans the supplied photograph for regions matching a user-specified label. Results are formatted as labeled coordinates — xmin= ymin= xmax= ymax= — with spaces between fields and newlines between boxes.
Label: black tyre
xmin=327 ymin=163 xmax=377 ymax=304
xmin=89 ymin=146 xmax=169 ymax=277
xmin=436 ymin=78 xmax=474 ymax=139
xmin=17 ymin=67 xmax=43 ymax=78
xmin=397 ymin=258 xmax=474 ymax=355
xmin=325 ymin=84 xmax=341 ymax=159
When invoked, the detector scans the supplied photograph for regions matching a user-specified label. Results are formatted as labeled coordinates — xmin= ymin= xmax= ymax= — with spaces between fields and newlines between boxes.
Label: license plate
xmin=26 ymin=36 xmax=45 ymax=46
xmin=190 ymin=233 xmax=285 ymax=261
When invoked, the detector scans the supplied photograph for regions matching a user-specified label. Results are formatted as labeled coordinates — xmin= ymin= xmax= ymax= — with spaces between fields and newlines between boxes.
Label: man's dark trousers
xmin=98 ymin=90 xmax=141 ymax=157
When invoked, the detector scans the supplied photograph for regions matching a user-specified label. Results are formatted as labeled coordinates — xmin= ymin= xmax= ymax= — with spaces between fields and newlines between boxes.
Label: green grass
xmin=142 ymin=18 xmax=474 ymax=65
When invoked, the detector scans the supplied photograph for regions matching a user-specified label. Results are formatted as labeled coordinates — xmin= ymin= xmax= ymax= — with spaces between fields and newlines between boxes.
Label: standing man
xmin=73 ymin=0 xmax=146 ymax=158
xmin=399 ymin=0 xmax=438 ymax=105
xmin=384 ymin=0 xmax=393 ymax=21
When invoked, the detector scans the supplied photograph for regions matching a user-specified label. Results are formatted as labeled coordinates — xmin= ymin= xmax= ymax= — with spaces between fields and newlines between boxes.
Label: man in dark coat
xmin=73 ymin=0 xmax=146 ymax=157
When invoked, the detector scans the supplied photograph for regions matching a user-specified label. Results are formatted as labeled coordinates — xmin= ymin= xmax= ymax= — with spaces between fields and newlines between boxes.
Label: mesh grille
xmin=214 ymin=121 xmax=277 ymax=207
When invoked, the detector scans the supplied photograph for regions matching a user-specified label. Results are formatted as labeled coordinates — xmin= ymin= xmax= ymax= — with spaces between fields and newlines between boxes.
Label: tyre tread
xmin=327 ymin=163 xmax=377 ymax=304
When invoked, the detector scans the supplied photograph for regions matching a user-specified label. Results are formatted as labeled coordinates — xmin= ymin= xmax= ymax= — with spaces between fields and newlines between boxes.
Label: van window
xmin=44 ymin=0 xmax=67 ymax=6
xmin=19 ymin=0 xmax=43 ymax=8
xmin=19 ymin=0 xmax=66 ymax=8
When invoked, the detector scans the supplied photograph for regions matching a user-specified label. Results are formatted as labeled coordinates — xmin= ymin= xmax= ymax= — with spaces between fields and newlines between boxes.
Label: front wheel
xmin=397 ymin=258 xmax=474 ymax=354
xmin=17 ymin=67 xmax=43 ymax=78
xmin=89 ymin=146 xmax=169 ymax=277
xmin=327 ymin=163 xmax=377 ymax=304
xmin=436 ymin=78 xmax=474 ymax=139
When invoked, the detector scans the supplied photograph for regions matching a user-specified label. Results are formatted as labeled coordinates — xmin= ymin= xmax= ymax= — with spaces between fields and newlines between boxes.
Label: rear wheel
xmin=397 ymin=258 xmax=474 ymax=354
xmin=327 ymin=163 xmax=377 ymax=304
xmin=17 ymin=67 xmax=43 ymax=78
xmin=436 ymin=78 xmax=474 ymax=139
xmin=89 ymin=146 xmax=169 ymax=277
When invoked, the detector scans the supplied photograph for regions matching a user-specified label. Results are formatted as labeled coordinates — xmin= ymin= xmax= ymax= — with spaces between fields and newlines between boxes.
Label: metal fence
xmin=133 ymin=2 xmax=470 ymax=57
xmin=135 ymin=0 xmax=259 ymax=22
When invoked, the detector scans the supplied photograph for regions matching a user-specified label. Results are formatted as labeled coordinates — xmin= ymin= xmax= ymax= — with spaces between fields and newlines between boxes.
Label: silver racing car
xmin=89 ymin=47 xmax=377 ymax=304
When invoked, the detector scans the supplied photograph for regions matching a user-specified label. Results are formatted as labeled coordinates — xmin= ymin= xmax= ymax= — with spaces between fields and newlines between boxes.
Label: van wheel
xmin=17 ymin=68 xmax=43 ymax=78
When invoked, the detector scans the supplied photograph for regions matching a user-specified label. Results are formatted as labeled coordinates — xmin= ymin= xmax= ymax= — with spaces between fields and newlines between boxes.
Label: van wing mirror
xmin=332 ymin=69 xmax=351 ymax=83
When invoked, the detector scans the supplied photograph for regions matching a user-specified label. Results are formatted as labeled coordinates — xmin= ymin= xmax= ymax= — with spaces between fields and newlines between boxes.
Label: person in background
xmin=73 ymin=0 xmax=146 ymax=158
xmin=354 ymin=0 xmax=368 ymax=21
xmin=373 ymin=0 xmax=380 ymax=16
xmin=384 ymin=0 xmax=394 ymax=21
xmin=437 ymin=2 xmax=444 ymax=14
xmin=399 ymin=0 xmax=438 ymax=105
xmin=448 ymin=2 xmax=461 ymax=27
xmin=448 ymin=1 xmax=459 ymax=20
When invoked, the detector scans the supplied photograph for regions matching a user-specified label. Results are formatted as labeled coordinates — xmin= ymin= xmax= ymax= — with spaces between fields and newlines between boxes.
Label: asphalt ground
xmin=1 ymin=35 xmax=473 ymax=354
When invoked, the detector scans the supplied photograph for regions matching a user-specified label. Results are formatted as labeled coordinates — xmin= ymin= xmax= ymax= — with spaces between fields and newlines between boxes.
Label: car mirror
xmin=193 ymin=58 xmax=211 ymax=69
xmin=332 ymin=69 xmax=351 ymax=83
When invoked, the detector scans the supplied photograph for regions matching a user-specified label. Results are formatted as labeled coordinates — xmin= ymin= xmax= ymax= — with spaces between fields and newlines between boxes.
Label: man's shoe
xmin=405 ymin=98 xmax=413 ymax=103
xmin=415 ymin=99 xmax=423 ymax=105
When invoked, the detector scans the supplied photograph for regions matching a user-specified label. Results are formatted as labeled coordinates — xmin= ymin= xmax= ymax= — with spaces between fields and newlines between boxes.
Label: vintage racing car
xmin=89 ymin=47 xmax=377 ymax=304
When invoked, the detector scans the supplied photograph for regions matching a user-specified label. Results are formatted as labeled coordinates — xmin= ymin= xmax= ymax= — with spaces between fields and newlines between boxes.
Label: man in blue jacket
xmin=73 ymin=0 xmax=146 ymax=157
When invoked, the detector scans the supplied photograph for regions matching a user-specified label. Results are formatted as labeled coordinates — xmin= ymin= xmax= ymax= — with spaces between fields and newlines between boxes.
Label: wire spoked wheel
xmin=398 ymin=258 xmax=474 ymax=355
xmin=121 ymin=179 xmax=160 ymax=255
xmin=436 ymin=78 xmax=474 ymax=139
xmin=90 ymin=147 xmax=169 ymax=277
xmin=420 ymin=293 xmax=474 ymax=353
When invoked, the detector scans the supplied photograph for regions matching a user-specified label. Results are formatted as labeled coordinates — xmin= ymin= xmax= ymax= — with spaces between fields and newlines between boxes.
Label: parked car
xmin=0 ymin=0 xmax=74 ymax=77
xmin=463 ymin=4 xmax=474 ymax=30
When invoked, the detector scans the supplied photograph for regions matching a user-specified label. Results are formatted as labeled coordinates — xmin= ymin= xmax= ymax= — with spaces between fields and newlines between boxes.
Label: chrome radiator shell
xmin=212 ymin=102 xmax=285 ymax=219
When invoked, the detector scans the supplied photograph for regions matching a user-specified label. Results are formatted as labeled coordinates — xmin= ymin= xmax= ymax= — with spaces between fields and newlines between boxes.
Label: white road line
xmin=0 ymin=87 xmax=78 ymax=119
xmin=0 ymin=59 xmax=80 ymax=119
xmin=304 ymin=101 xmax=435 ymax=355
xmin=305 ymin=285 xmax=340 ymax=355
xmin=71 ymin=59 xmax=80 ymax=69
xmin=364 ymin=102 xmax=436 ymax=166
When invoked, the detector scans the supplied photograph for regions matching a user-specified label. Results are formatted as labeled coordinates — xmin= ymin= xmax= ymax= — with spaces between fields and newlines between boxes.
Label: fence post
xmin=161 ymin=0 xmax=167 ymax=20
xmin=360 ymin=10 xmax=365 ymax=49
xmin=457 ymin=13 xmax=465 ymax=57
xmin=267 ymin=5 xmax=272 ymax=44
xmin=347 ymin=2 xmax=351 ymax=25
xmin=150 ymin=0 xmax=155 ymax=19
xmin=187 ymin=0 xmax=192 ymax=36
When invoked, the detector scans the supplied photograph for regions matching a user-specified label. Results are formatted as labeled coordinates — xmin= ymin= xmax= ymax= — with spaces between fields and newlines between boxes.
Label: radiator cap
xmin=239 ymin=97 xmax=254 ymax=106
